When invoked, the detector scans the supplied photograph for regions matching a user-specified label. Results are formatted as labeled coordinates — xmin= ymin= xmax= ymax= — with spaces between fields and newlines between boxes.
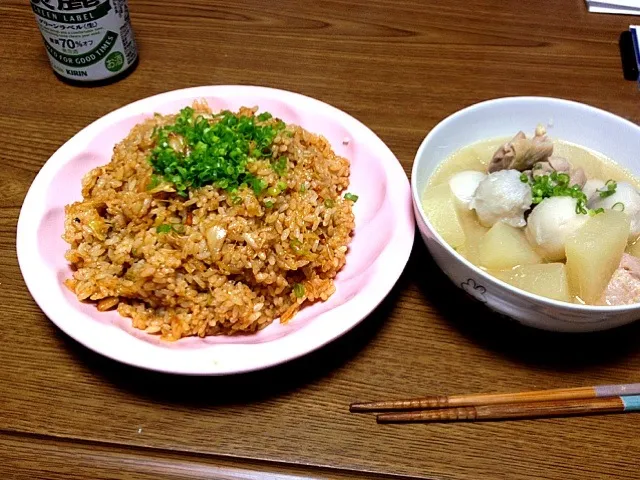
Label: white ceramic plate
xmin=17 ymin=85 xmax=414 ymax=375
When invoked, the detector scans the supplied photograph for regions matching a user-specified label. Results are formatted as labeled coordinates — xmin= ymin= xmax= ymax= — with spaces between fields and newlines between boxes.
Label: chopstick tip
xmin=376 ymin=413 xmax=395 ymax=424
xmin=349 ymin=402 xmax=369 ymax=413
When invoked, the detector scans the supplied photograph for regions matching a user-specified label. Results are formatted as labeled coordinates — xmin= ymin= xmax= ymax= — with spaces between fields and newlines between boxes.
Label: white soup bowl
xmin=411 ymin=96 xmax=640 ymax=332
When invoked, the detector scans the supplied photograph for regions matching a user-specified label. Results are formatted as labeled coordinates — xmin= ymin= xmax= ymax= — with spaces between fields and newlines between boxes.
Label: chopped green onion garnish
xmin=277 ymin=181 xmax=287 ymax=192
xmin=589 ymin=208 xmax=605 ymax=216
xmin=290 ymin=238 xmax=305 ymax=255
xmin=149 ymin=107 xmax=283 ymax=197
xmin=146 ymin=175 xmax=160 ymax=190
xmin=293 ymin=283 xmax=305 ymax=298
xmin=612 ymin=202 xmax=625 ymax=212
xmin=300 ymin=184 xmax=307 ymax=193
xmin=264 ymin=200 xmax=274 ymax=208
xmin=344 ymin=192 xmax=359 ymax=202
xmin=156 ymin=224 xmax=172 ymax=233
xmin=273 ymin=156 xmax=288 ymax=176
xmin=519 ymin=173 xmax=529 ymax=183
xmin=257 ymin=112 xmax=272 ymax=121
xmin=523 ymin=172 xmax=590 ymax=214
xmin=324 ymin=199 xmax=335 ymax=208
xmin=232 ymin=196 xmax=243 ymax=205
xmin=248 ymin=177 xmax=267 ymax=195
xmin=598 ymin=180 xmax=617 ymax=198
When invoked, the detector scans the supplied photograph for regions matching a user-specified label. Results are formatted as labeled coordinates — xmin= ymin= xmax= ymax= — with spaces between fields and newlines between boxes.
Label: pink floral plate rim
xmin=16 ymin=85 xmax=415 ymax=375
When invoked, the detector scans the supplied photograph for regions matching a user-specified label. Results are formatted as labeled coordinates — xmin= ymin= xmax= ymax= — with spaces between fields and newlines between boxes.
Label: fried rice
xmin=63 ymin=102 xmax=355 ymax=340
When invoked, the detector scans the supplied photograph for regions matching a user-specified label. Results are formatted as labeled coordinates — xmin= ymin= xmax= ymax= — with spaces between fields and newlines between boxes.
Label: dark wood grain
xmin=0 ymin=431 xmax=401 ymax=479
xmin=2 ymin=0 xmax=640 ymax=479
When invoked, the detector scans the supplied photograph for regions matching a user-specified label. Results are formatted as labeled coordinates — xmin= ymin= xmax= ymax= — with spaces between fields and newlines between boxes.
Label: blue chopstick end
xmin=621 ymin=395 xmax=640 ymax=411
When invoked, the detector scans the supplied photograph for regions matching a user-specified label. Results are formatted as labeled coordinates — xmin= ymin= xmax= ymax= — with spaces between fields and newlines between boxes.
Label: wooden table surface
xmin=3 ymin=1 xmax=640 ymax=478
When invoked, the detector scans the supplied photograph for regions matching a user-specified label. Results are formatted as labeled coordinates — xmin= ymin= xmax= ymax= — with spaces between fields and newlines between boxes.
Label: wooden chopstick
xmin=349 ymin=383 xmax=640 ymax=412
xmin=376 ymin=395 xmax=640 ymax=423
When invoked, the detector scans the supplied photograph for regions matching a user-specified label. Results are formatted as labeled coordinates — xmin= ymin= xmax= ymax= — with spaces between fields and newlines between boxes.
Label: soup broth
xmin=427 ymin=139 xmax=640 ymax=188
xmin=422 ymin=133 xmax=640 ymax=306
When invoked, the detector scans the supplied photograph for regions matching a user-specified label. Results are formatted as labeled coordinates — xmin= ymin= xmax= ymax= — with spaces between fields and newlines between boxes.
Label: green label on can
xmin=31 ymin=0 xmax=112 ymax=25
xmin=43 ymin=30 xmax=118 ymax=67
xmin=105 ymin=51 xmax=124 ymax=72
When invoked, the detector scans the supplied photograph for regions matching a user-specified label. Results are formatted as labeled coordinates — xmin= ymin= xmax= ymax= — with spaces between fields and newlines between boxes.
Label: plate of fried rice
xmin=17 ymin=86 xmax=414 ymax=375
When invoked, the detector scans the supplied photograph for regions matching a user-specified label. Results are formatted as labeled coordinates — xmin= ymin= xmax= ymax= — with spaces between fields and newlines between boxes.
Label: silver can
xmin=30 ymin=0 xmax=138 ymax=83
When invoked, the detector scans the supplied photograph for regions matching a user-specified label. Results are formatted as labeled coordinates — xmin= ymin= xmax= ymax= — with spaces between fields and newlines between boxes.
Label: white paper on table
xmin=587 ymin=0 xmax=640 ymax=7
xmin=588 ymin=5 xmax=640 ymax=14
xmin=631 ymin=25 xmax=640 ymax=61
xmin=585 ymin=0 xmax=640 ymax=14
